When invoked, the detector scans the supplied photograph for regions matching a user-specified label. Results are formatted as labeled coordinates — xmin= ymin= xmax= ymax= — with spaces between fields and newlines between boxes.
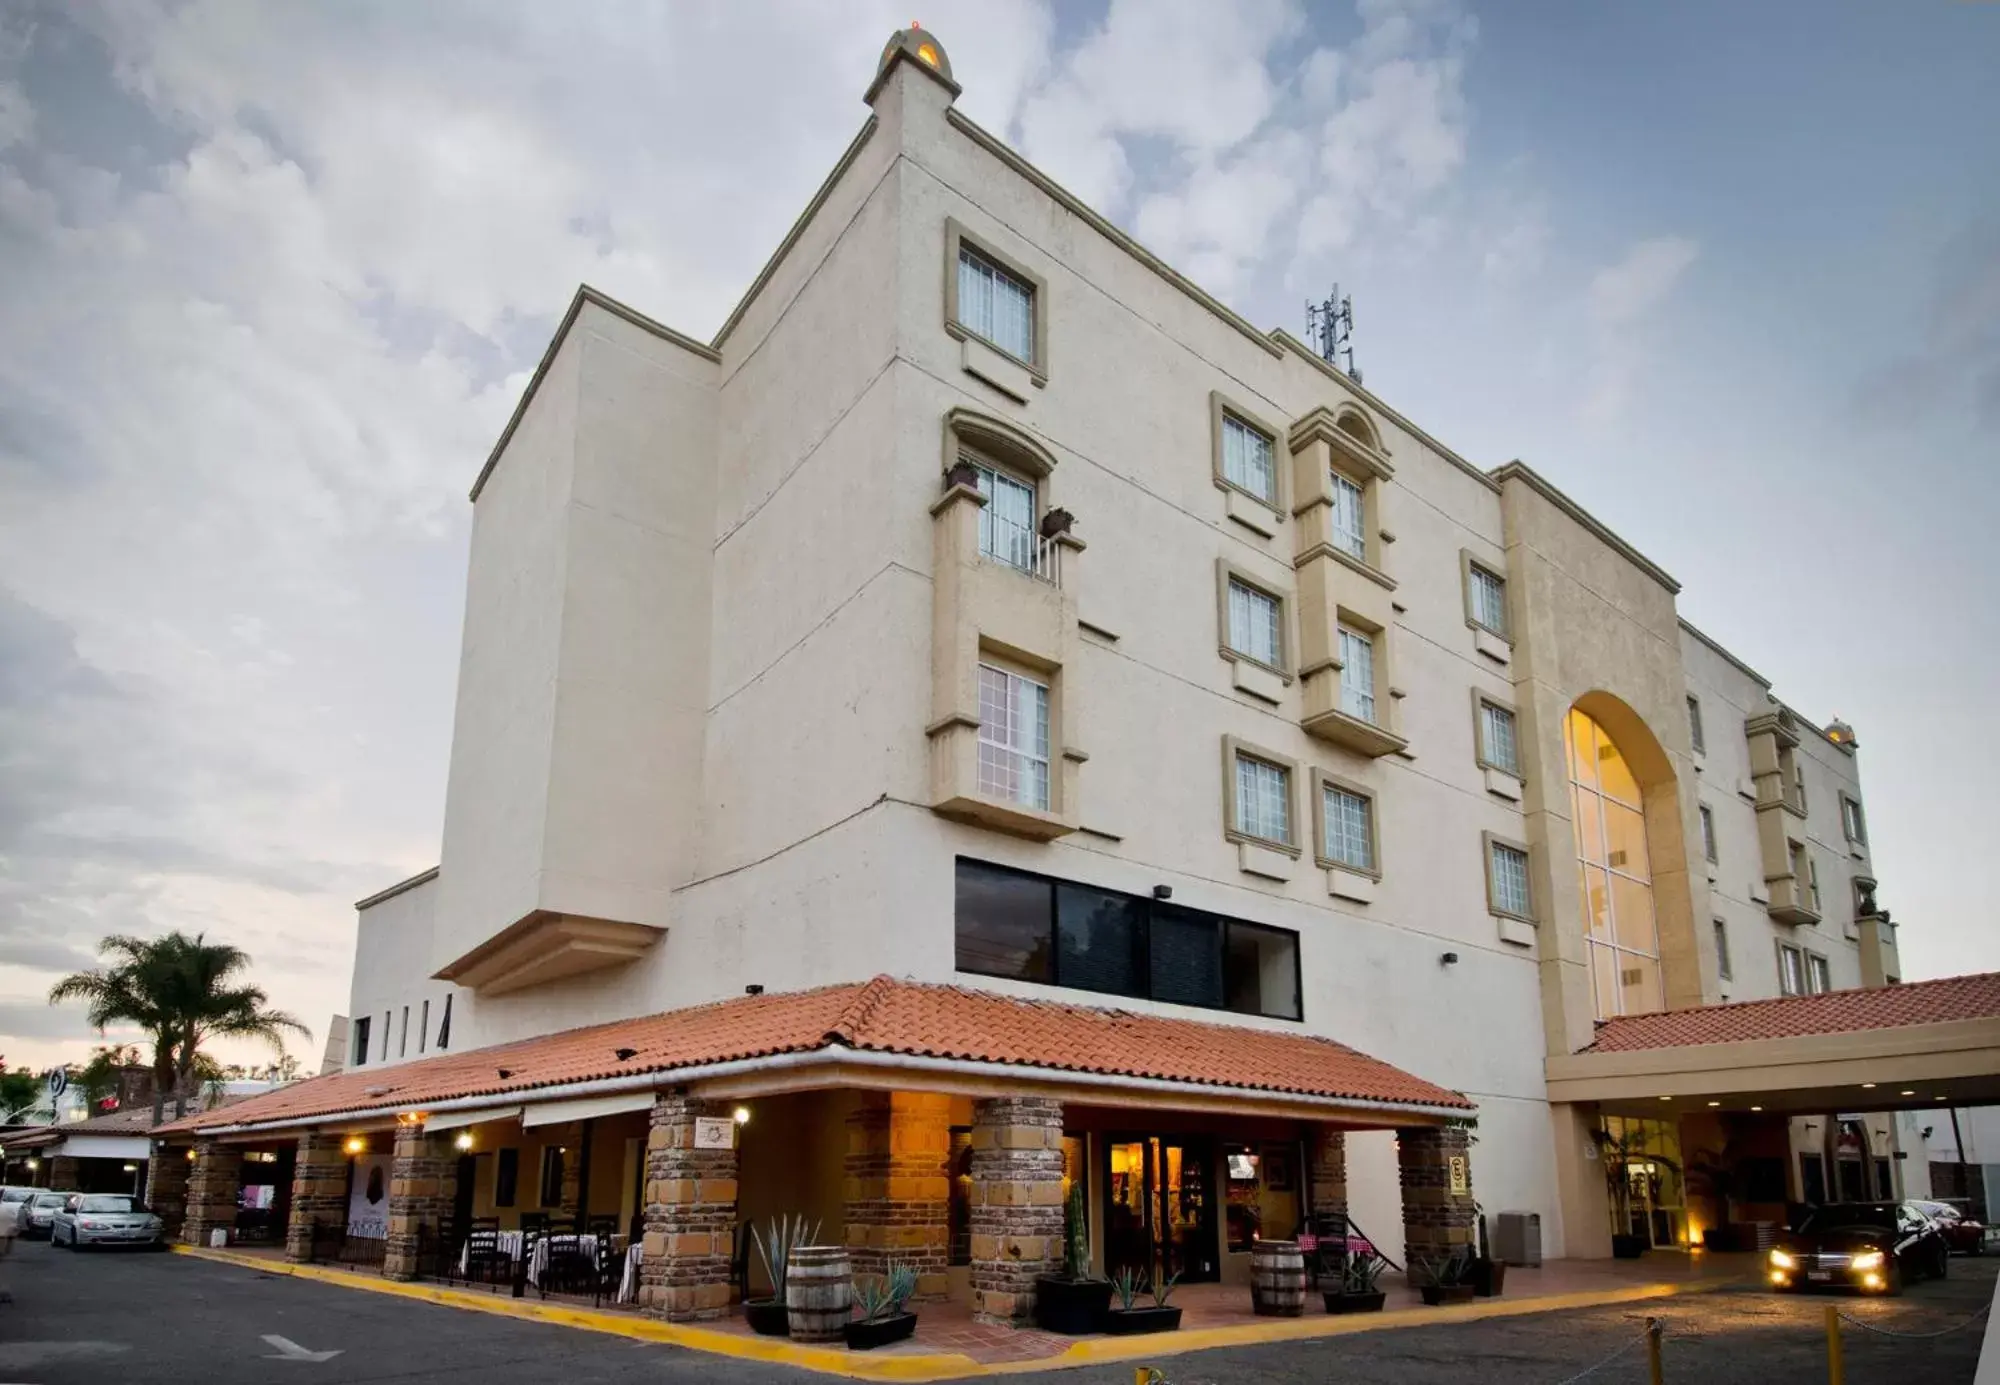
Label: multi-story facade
xmin=159 ymin=28 xmax=2000 ymax=1320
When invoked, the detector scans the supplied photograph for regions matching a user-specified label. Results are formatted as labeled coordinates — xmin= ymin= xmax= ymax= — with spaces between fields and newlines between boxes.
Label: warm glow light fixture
xmin=343 ymin=1135 xmax=366 ymax=1155
xmin=454 ymin=1132 xmax=474 ymax=1152
xmin=733 ymin=1106 xmax=752 ymax=1126
xmin=1900 ymin=1090 xmax=1916 ymax=1097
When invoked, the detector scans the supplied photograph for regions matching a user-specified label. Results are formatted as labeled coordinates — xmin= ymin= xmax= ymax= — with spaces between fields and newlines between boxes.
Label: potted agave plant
xmin=843 ymin=1265 xmax=918 ymax=1350
xmin=1323 ymin=1244 xmax=1388 ymax=1314
xmin=1103 ymin=1265 xmax=1182 ymax=1335
xmin=1033 ymin=1181 xmax=1113 ymax=1334
xmin=747 ymin=1214 xmax=819 ymax=1336
xmin=1412 ymin=1247 xmax=1476 ymax=1307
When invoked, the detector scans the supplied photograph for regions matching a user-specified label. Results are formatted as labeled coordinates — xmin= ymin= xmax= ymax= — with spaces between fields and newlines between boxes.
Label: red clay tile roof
xmin=161 ymin=977 xmax=1468 ymax=1133
xmin=1583 ymin=972 xmax=2000 ymax=1053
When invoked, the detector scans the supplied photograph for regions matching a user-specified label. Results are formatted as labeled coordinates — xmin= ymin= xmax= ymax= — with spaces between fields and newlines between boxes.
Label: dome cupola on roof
xmin=876 ymin=21 xmax=955 ymax=90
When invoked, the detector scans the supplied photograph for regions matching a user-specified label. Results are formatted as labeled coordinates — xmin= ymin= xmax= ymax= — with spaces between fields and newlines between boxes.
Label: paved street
xmin=0 ymin=1243 xmax=1988 ymax=1384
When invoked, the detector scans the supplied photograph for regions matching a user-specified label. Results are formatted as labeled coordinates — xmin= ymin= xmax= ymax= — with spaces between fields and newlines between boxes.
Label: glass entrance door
xmin=1103 ymin=1136 xmax=1219 ymax=1282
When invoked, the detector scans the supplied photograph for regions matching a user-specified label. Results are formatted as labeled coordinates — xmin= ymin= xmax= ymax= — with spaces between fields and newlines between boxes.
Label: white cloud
xmin=1589 ymin=235 xmax=1699 ymax=327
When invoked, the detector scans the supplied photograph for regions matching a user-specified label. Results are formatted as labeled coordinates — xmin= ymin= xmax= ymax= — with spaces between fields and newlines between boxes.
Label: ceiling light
xmin=1658 ymin=1096 xmax=1672 ymax=1102
xmin=1707 ymin=1101 xmax=1720 ymax=1108
xmin=1751 ymin=1106 xmax=1763 ymax=1112
xmin=1900 ymin=1090 xmax=1916 ymax=1097
xmin=1861 ymin=1083 xmax=1876 ymax=1089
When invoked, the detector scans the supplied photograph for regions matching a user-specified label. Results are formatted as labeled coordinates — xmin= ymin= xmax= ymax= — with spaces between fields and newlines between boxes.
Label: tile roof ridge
xmin=826 ymin=974 xmax=901 ymax=1044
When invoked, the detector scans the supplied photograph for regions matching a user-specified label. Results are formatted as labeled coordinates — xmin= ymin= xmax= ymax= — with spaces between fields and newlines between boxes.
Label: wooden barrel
xmin=1251 ymin=1240 xmax=1307 ymax=1317
xmin=785 ymin=1245 xmax=853 ymax=1342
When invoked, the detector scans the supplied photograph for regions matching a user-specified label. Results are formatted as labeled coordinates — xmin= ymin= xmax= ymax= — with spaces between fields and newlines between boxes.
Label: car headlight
xmin=79 ymin=1220 xmax=105 ymax=1230
xmin=1769 ymin=1249 xmax=1796 ymax=1269
xmin=1850 ymin=1251 xmax=1885 ymax=1271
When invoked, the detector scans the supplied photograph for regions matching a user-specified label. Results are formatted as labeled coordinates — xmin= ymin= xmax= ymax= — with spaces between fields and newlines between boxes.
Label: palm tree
xmin=50 ymin=932 xmax=312 ymax=1121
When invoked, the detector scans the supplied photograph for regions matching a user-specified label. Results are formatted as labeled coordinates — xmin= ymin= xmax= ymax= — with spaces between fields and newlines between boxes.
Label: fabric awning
xmin=520 ymin=1092 xmax=656 ymax=1129
xmin=422 ymin=1106 xmax=519 ymax=1133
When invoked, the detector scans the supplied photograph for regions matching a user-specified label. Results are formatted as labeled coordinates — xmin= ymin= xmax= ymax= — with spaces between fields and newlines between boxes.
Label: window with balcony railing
xmin=968 ymin=457 xmax=1061 ymax=584
xmin=1338 ymin=624 xmax=1376 ymax=723
xmin=977 ymin=663 xmax=1050 ymax=811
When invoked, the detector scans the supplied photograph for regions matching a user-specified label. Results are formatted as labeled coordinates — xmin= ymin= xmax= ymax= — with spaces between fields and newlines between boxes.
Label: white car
xmin=51 ymin=1194 xmax=167 ymax=1250
xmin=24 ymin=1190 xmax=78 ymax=1239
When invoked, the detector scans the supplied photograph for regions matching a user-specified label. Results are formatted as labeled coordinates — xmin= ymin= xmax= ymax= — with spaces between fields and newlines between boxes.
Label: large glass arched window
xmin=1568 ymin=708 xmax=1664 ymax=1018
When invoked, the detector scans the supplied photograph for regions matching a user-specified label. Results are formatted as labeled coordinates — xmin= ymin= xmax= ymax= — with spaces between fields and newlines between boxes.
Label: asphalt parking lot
xmin=0 ymin=1242 xmax=1989 ymax=1384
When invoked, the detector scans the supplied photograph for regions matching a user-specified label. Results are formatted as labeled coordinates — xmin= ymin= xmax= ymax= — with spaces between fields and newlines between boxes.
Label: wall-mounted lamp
xmin=454 ymin=1132 xmax=474 ymax=1152
xmin=1152 ymin=885 xmax=1173 ymax=900
xmin=1439 ymin=952 xmax=1459 ymax=967
xmin=343 ymin=1135 xmax=367 ymax=1156
xmin=123 ymin=1163 xmax=138 ymax=1173
xmin=733 ymin=1106 xmax=752 ymax=1127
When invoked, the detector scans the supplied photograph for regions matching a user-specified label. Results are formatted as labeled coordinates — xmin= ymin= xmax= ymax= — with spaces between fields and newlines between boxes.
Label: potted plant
xmin=843 ymin=1265 xmax=918 ymax=1350
xmin=746 ymin=1214 xmax=819 ymax=1336
xmin=1592 ymin=1127 xmax=1678 ymax=1259
xmin=1038 ymin=507 xmax=1076 ymax=538
xmin=1323 ymin=1245 xmax=1388 ymax=1314
xmin=1103 ymin=1266 xmax=1182 ymax=1335
xmin=1467 ymin=1210 xmax=1506 ymax=1298
xmin=1412 ymin=1247 xmax=1476 ymax=1306
xmin=943 ymin=459 xmax=981 ymax=493
xmin=1034 ymin=1181 xmax=1113 ymax=1334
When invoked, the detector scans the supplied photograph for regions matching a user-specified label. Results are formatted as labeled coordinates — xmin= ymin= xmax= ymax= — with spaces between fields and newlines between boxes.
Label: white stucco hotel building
xmin=157 ymin=27 xmax=2000 ymax=1322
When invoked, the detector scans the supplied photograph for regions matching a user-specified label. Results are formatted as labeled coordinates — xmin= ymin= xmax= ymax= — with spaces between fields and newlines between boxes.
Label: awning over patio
xmin=158 ymin=976 xmax=1471 ymax=1138
xmin=1547 ymin=971 xmax=2000 ymax=1115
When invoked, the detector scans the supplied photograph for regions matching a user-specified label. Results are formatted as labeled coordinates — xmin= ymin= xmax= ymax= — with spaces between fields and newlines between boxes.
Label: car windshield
xmin=0 ymin=1188 xmax=34 ymax=1203
xmin=32 ymin=1193 xmax=66 ymax=1208
xmin=1796 ymin=1204 xmax=1895 ymax=1233
xmin=77 ymin=1196 xmax=137 ymax=1214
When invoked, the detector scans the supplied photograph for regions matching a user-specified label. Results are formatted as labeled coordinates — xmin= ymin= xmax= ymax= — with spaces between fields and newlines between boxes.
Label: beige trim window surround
xmin=1312 ymin=770 xmax=1380 ymax=876
xmin=1472 ymin=690 xmax=1521 ymax=777
xmin=1840 ymin=793 xmax=1867 ymax=846
xmin=1698 ymin=804 xmax=1717 ymax=864
xmin=976 ymin=661 xmax=1051 ymax=811
xmin=1460 ymin=551 xmax=1509 ymax=638
xmin=1214 ymin=560 xmax=1291 ymax=677
xmin=1483 ymin=831 xmax=1535 ymax=922
xmin=1337 ymin=621 xmax=1378 ymax=724
xmin=944 ymin=218 xmax=1048 ymax=381
xmin=1210 ymin=392 xmax=1287 ymax=517
xmin=1221 ymin=736 xmax=1300 ymax=855
xmin=1687 ymin=695 xmax=1706 ymax=757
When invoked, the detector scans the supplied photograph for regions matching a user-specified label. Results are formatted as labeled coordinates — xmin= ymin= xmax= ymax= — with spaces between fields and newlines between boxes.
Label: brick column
xmin=182 ymin=1139 xmax=241 ymax=1247
xmin=286 ymin=1132 xmax=349 ymax=1263
xmin=145 ymin=1142 xmax=191 ymax=1240
xmin=48 ymin=1155 xmax=80 ymax=1190
xmin=638 ymin=1094 xmax=738 ymax=1322
xmin=384 ymin=1124 xmax=455 ymax=1280
xmin=967 ymin=1096 xmax=1065 ymax=1326
xmin=1399 ymin=1126 xmax=1476 ymax=1268
xmin=1309 ymin=1128 xmax=1348 ymax=1221
xmin=845 ymin=1092 xmax=952 ymax=1300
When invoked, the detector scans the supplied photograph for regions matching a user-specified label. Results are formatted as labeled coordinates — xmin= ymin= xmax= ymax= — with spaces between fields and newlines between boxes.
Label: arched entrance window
xmin=1567 ymin=708 xmax=1664 ymax=1018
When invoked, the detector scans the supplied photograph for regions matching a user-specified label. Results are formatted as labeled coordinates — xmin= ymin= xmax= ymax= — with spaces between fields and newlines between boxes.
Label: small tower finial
xmin=868 ymin=22 xmax=959 ymax=104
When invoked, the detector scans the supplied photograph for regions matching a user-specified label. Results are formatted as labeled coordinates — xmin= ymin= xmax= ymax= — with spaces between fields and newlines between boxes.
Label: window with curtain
xmin=1489 ymin=840 xmax=1531 ymax=917
xmin=1468 ymin=563 xmax=1507 ymax=633
xmin=957 ymin=245 xmax=1034 ymax=361
xmin=1479 ymin=700 xmax=1520 ymax=775
xmin=1233 ymin=753 xmax=1290 ymax=845
xmin=968 ymin=455 xmax=1037 ymax=572
xmin=1322 ymin=783 xmax=1374 ymax=872
xmin=1338 ymin=625 xmax=1376 ymax=723
xmin=1329 ymin=471 xmax=1366 ymax=558
xmin=1222 ymin=415 xmax=1276 ymax=505
xmin=1226 ymin=578 xmax=1281 ymax=667
xmin=977 ymin=664 xmax=1050 ymax=810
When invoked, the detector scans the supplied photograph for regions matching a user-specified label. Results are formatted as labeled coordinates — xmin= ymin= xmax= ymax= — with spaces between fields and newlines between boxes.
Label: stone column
xmin=384 ymin=1124 xmax=455 ymax=1281
xmin=558 ymin=1132 xmax=584 ymax=1224
xmin=145 ymin=1142 xmax=191 ymax=1240
xmin=48 ymin=1155 xmax=80 ymax=1191
xmin=967 ymin=1096 xmax=1065 ymax=1326
xmin=844 ymin=1092 xmax=952 ymax=1300
xmin=638 ymin=1094 xmax=738 ymax=1323
xmin=286 ymin=1132 xmax=349 ymax=1263
xmin=1399 ymin=1125 xmax=1476 ymax=1271
xmin=182 ymin=1139 xmax=241 ymax=1247
xmin=1308 ymin=1127 xmax=1347 ymax=1223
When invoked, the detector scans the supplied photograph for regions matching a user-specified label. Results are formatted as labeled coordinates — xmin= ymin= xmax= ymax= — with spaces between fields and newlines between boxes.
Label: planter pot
xmin=842 ymin=1313 xmax=917 ymax=1350
xmin=1469 ymin=1259 xmax=1507 ymax=1298
xmin=1324 ymin=1291 xmax=1386 ymax=1315
xmin=1033 ymin=1277 xmax=1113 ymax=1335
xmin=1039 ymin=507 xmax=1076 ymax=538
xmin=1611 ymin=1234 xmax=1648 ymax=1260
xmin=1103 ymin=1305 xmax=1183 ymax=1336
xmin=1419 ymin=1284 xmax=1477 ymax=1306
xmin=743 ymin=1298 xmax=790 ymax=1337
xmin=943 ymin=460 xmax=981 ymax=492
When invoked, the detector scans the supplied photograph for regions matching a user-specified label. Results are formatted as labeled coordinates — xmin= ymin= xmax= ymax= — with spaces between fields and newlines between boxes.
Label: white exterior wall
xmin=348 ymin=873 xmax=460 ymax=1068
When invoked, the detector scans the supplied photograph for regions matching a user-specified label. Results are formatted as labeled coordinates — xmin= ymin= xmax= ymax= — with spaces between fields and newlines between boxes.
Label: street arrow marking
xmin=261 ymin=1335 xmax=343 ymax=1364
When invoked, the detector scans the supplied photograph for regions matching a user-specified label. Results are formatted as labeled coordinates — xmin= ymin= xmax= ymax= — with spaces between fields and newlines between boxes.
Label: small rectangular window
xmin=1224 ymin=920 xmax=1301 ymax=1021
xmin=957 ymin=245 xmax=1034 ymax=362
xmin=1221 ymin=414 xmax=1277 ymax=505
xmin=1479 ymin=700 xmax=1520 ymax=775
xmin=1233 ymin=753 xmax=1291 ymax=846
xmin=1226 ymin=578 xmax=1282 ymax=668
xmin=1468 ymin=563 xmax=1507 ymax=634
xmin=399 ymin=1005 xmax=409 ymax=1058
xmin=969 ymin=458 xmax=1038 ymax=572
xmin=538 ymin=1146 xmax=565 ymax=1208
xmin=955 ymin=859 xmax=1055 ymax=984
xmin=1687 ymin=695 xmax=1705 ymax=756
xmin=1329 ymin=472 xmax=1366 ymax=558
xmin=1807 ymin=854 xmax=1822 ymax=915
xmin=437 ymin=993 xmax=452 ymax=1050
xmin=494 ymin=1148 xmax=519 ymax=1208
xmin=1699 ymin=805 xmax=1717 ymax=863
xmin=1488 ymin=840 xmax=1532 ymax=918
xmin=977 ymin=663 xmax=1051 ymax=810
xmin=1841 ymin=795 xmax=1867 ymax=845
xmin=1149 ymin=904 xmax=1224 ymax=1010
xmin=418 ymin=999 xmax=429 ymax=1054
xmin=1713 ymin=918 xmax=1732 ymax=980
xmin=1337 ymin=625 xmax=1376 ymax=723
xmin=1806 ymin=952 xmax=1832 ymax=995
xmin=1055 ymin=884 xmax=1146 ymax=999
xmin=351 ymin=1015 xmax=371 ymax=1067
xmin=1778 ymin=944 xmax=1804 ymax=996
xmin=1322 ymin=783 xmax=1374 ymax=872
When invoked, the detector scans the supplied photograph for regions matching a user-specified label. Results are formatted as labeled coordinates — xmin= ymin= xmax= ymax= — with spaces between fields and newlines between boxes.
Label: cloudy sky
xmin=1 ymin=0 xmax=1995 ymax=1075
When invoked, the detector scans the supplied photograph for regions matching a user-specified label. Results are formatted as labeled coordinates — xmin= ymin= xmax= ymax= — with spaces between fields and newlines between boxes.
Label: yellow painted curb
xmin=171 ymin=1246 xmax=1739 ymax=1381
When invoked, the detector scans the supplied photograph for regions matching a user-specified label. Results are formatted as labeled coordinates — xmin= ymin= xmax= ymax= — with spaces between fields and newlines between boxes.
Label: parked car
xmin=50 ymin=1193 xmax=166 ymax=1250
xmin=22 ymin=1190 xmax=79 ymax=1240
xmin=1912 ymin=1200 xmax=1987 ymax=1255
xmin=0 ymin=1186 xmax=37 ymax=1207
xmin=1769 ymin=1202 xmax=1950 ymax=1295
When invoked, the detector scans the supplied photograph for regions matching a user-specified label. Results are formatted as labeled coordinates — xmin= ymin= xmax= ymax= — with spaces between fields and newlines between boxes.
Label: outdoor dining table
xmin=459 ymin=1231 xmax=613 ymax=1286
xmin=617 ymin=1244 xmax=643 ymax=1304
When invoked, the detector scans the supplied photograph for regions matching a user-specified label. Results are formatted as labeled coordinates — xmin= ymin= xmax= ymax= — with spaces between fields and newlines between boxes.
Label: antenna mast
xmin=1305 ymin=285 xmax=1362 ymax=385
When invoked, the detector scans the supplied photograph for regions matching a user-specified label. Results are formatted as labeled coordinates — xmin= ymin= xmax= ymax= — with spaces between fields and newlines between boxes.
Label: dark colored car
xmin=1912 ymin=1200 xmax=1987 ymax=1255
xmin=1768 ymin=1202 xmax=1950 ymax=1295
